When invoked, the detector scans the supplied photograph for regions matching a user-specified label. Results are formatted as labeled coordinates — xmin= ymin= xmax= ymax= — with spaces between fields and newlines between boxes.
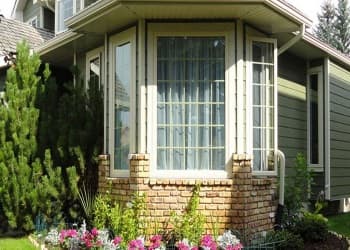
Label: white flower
xmin=217 ymin=230 xmax=241 ymax=248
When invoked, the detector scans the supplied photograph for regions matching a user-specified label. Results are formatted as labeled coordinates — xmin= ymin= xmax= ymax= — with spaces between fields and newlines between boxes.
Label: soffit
xmin=274 ymin=32 xmax=350 ymax=71
xmin=39 ymin=33 xmax=104 ymax=67
xmin=67 ymin=1 xmax=303 ymax=35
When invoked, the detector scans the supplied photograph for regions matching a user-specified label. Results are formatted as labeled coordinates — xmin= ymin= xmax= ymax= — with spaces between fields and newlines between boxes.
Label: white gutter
xmin=278 ymin=23 xmax=305 ymax=55
xmin=35 ymin=31 xmax=83 ymax=55
xmin=303 ymin=32 xmax=350 ymax=69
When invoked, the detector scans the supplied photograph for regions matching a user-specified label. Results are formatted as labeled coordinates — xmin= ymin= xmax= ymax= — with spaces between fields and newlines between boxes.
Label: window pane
xmin=114 ymin=42 xmax=131 ymax=170
xmin=252 ymin=42 xmax=273 ymax=63
xmin=252 ymin=41 xmax=275 ymax=171
xmin=310 ymin=74 xmax=319 ymax=164
xmin=157 ymin=37 xmax=225 ymax=170
xmin=89 ymin=56 xmax=100 ymax=87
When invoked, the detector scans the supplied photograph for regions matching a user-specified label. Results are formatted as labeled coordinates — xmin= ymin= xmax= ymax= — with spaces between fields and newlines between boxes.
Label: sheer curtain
xmin=157 ymin=37 xmax=225 ymax=170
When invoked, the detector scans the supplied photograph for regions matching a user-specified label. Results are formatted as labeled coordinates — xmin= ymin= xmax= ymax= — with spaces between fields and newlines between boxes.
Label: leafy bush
xmin=170 ymin=184 xmax=205 ymax=245
xmin=283 ymin=153 xmax=313 ymax=226
xmin=92 ymin=191 xmax=148 ymax=247
xmin=293 ymin=211 xmax=328 ymax=242
xmin=265 ymin=230 xmax=304 ymax=250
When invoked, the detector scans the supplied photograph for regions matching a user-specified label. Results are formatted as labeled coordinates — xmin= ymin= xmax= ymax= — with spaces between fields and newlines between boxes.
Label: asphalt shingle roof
xmin=0 ymin=16 xmax=54 ymax=56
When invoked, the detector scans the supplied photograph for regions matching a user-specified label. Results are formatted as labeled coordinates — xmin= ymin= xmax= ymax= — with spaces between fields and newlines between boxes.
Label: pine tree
xmin=315 ymin=0 xmax=337 ymax=47
xmin=334 ymin=0 xmax=350 ymax=53
xmin=0 ymin=42 xmax=78 ymax=232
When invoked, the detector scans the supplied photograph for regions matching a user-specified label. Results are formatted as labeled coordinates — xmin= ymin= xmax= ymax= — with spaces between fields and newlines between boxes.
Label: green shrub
xmin=293 ymin=211 xmax=328 ymax=242
xmin=170 ymin=184 xmax=205 ymax=245
xmin=265 ymin=230 xmax=304 ymax=250
xmin=283 ymin=153 xmax=313 ymax=228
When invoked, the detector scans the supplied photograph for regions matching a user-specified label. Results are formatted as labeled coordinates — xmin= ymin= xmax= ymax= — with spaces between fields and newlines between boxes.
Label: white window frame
xmin=147 ymin=23 xmax=236 ymax=179
xmin=108 ymin=27 xmax=137 ymax=178
xmin=85 ymin=47 xmax=104 ymax=89
xmin=246 ymin=37 xmax=278 ymax=176
xmin=307 ymin=66 xmax=324 ymax=172
xmin=56 ymin=0 xmax=81 ymax=33
xmin=27 ymin=16 xmax=38 ymax=27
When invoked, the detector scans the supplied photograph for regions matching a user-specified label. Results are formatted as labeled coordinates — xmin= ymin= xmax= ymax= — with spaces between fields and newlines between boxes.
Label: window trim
xmin=246 ymin=36 xmax=278 ymax=176
xmin=146 ymin=23 xmax=236 ymax=179
xmin=85 ymin=47 xmax=104 ymax=89
xmin=27 ymin=16 xmax=38 ymax=27
xmin=307 ymin=66 xmax=324 ymax=172
xmin=108 ymin=27 xmax=137 ymax=178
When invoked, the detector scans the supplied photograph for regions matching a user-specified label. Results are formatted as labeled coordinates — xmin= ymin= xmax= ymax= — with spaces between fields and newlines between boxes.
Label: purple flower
xmin=200 ymin=235 xmax=217 ymax=250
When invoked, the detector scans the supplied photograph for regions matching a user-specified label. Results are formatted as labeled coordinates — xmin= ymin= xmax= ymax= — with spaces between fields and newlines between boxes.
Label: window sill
xmin=148 ymin=178 xmax=233 ymax=186
xmin=150 ymin=170 xmax=229 ymax=180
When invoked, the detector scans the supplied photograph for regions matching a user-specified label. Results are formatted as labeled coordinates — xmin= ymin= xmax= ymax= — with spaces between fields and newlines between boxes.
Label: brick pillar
xmin=98 ymin=154 xmax=110 ymax=193
xmin=231 ymin=153 xmax=277 ymax=236
xmin=129 ymin=153 xmax=150 ymax=192
xmin=231 ymin=154 xmax=253 ymax=232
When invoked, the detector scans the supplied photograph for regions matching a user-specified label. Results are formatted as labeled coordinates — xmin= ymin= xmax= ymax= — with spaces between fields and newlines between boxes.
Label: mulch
xmin=304 ymin=232 xmax=349 ymax=250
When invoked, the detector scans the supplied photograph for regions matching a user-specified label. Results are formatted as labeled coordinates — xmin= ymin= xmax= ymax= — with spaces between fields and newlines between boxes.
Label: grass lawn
xmin=0 ymin=237 xmax=37 ymax=250
xmin=328 ymin=212 xmax=350 ymax=237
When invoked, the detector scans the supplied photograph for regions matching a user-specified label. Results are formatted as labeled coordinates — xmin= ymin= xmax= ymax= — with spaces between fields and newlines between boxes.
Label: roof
xmin=0 ymin=16 xmax=54 ymax=55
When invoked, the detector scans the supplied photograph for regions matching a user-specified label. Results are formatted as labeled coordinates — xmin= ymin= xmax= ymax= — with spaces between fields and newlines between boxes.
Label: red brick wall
xmin=98 ymin=153 xmax=277 ymax=236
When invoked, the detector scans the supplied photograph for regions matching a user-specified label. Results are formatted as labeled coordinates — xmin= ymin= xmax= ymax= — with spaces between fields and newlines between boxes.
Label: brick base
xmin=98 ymin=153 xmax=277 ymax=236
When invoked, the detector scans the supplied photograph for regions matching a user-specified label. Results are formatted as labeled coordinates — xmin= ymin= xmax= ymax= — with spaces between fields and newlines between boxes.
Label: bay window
xmin=248 ymin=38 xmax=277 ymax=174
xmin=148 ymin=23 xmax=235 ymax=178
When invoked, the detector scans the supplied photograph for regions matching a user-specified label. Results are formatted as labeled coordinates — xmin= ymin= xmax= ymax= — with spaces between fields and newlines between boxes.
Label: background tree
xmin=315 ymin=0 xmax=337 ymax=47
xmin=0 ymin=42 xmax=79 ymax=232
xmin=334 ymin=0 xmax=350 ymax=53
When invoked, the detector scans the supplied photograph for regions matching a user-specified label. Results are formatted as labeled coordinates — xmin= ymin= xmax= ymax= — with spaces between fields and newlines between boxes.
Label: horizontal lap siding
xmin=23 ymin=1 xmax=41 ymax=27
xmin=278 ymin=53 xmax=307 ymax=176
xmin=330 ymin=62 xmax=350 ymax=199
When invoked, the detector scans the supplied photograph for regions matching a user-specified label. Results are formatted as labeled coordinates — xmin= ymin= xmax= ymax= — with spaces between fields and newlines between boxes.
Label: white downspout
xmin=277 ymin=150 xmax=286 ymax=205
xmin=278 ymin=24 xmax=305 ymax=56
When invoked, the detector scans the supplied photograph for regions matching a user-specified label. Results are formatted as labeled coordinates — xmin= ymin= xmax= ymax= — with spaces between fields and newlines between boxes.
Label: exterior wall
xmin=98 ymin=154 xmax=277 ymax=237
xmin=23 ymin=0 xmax=41 ymax=27
xmin=329 ymin=62 xmax=350 ymax=200
xmin=277 ymin=52 xmax=307 ymax=172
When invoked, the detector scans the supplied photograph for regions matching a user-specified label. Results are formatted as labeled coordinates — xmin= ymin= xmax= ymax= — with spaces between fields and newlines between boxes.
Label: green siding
xmin=329 ymin=62 xmax=350 ymax=199
xmin=23 ymin=1 xmax=41 ymax=28
xmin=278 ymin=53 xmax=307 ymax=175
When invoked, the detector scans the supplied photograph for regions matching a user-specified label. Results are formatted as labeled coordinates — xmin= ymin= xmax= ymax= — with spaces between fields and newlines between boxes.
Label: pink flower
xmin=200 ymin=235 xmax=216 ymax=250
xmin=113 ymin=236 xmax=122 ymax=246
xmin=128 ymin=239 xmax=145 ymax=250
xmin=91 ymin=228 xmax=99 ymax=237
xmin=149 ymin=235 xmax=162 ymax=250
xmin=177 ymin=242 xmax=190 ymax=250
xmin=226 ymin=243 xmax=243 ymax=250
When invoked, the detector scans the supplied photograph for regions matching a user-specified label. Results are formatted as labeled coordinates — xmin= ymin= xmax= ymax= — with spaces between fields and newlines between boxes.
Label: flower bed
xmin=43 ymin=222 xmax=243 ymax=250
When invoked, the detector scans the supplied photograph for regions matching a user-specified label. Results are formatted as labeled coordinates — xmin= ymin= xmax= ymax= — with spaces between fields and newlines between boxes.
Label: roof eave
xmin=65 ymin=0 xmax=312 ymax=31
xmin=35 ymin=31 xmax=83 ymax=55
xmin=302 ymin=32 xmax=350 ymax=68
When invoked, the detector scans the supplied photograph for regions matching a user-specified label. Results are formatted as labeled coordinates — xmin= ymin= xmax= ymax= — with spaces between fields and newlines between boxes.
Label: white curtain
xmin=157 ymin=37 xmax=225 ymax=170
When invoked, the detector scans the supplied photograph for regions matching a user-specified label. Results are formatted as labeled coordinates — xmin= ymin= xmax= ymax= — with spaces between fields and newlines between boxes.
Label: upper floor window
xmin=147 ymin=23 xmax=235 ymax=178
xmin=57 ymin=0 xmax=81 ymax=32
xmin=307 ymin=67 xmax=323 ymax=171
xmin=248 ymin=38 xmax=277 ymax=174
